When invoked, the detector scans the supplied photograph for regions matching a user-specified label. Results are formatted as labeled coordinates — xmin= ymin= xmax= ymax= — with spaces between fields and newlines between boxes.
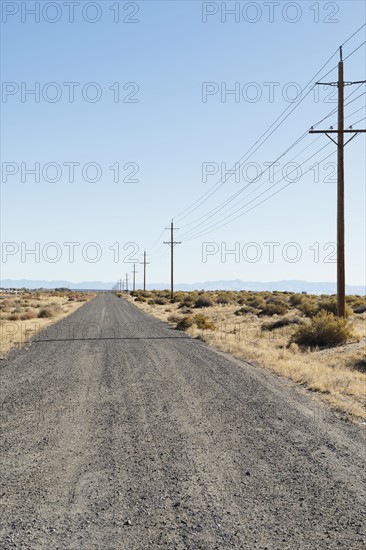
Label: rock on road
xmin=1 ymin=293 xmax=365 ymax=549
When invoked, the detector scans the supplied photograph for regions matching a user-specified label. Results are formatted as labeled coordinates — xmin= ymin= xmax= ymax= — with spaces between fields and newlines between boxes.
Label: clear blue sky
xmin=1 ymin=1 xmax=365 ymax=286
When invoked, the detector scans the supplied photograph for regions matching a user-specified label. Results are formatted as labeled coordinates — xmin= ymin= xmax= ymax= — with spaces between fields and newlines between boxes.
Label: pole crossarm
xmin=140 ymin=253 xmax=150 ymax=265
xmin=315 ymin=80 xmax=366 ymax=87
xmin=309 ymin=129 xmax=366 ymax=146
xmin=309 ymin=129 xmax=366 ymax=133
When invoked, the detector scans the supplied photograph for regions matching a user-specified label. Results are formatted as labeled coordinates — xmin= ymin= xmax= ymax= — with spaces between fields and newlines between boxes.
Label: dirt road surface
xmin=1 ymin=294 xmax=365 ymax=549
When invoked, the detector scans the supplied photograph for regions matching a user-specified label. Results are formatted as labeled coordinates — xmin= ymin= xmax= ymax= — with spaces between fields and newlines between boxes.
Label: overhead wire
xmin=184 ymin=145 xmax=335 ymax=241
xmin=182 ymin=140 xmax=332 ymax=241
xmin=147 ymin=28 xmax=366 ymax=261
xmin=173 ymin=50 xmax=341 ymax=224
xmin=174 ymin=36 xmax=365 ymax=225
xmin=178 ymin=101 xmax=365 ymax=239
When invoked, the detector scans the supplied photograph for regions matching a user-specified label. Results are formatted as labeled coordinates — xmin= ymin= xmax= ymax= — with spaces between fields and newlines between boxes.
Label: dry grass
xmin=126 ymin=293 xmax=366 ymax=421
xmin=0 ymin=291 xmax=95 ymax=358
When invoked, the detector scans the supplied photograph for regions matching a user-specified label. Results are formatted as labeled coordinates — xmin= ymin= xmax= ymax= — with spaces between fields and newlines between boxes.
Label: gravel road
xmin=1 ymin=293 xmax=365 ymax=549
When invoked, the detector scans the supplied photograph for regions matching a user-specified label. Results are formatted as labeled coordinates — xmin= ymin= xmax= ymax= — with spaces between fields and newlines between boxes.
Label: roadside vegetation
xmin=0 ymin=289 xmax=95 ymax=358
xmin=123 ymin=289 xmax=366 ymax=420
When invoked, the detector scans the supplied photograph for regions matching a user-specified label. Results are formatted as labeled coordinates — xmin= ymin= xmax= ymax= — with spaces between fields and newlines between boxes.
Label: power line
xmin=147 ymin=29 xmax=365 ymax=263
xmin=178 ymin=97 xmax=365 ymax=240
xmin=201 ymin=150 xmax=337 ymax=233
xmin=174 ymin=38 xmax=365 ymax=226
xmin=150 ymin=251 xmax=170 ymax=264
xmin=341 ymin=23 xmax=365 ymax=47
xmin=173 ymin=49 xmax=341 ymax=224
xmin=344 ymin=40 xmax=366 ymax=61
xmin=204 ymin=150 xmax=338 ymax=235
xmin=151 ymin=105 xmax=365 ymax=262
xmin=150 ymin=241 xmax=165 ymax=259
xmin=148 ymin=229 xmax=166 ymax=254
xmin=302 ymin=35 xmax=365 ymax=84
xmin=178 ymin=130 xmax=312 ymax=235
xmin=344 ymin=84 xmax=366 ymax=103
xmin=183 ymin=141 xmax=334 ymax=241
xmin=151 ymin=105 xmax=364 ymax=258
xmin=181 ymin=108 xmax=364 ymax=241
xmin=348 ymin=116 xmax=366 ymax=127
xmin=179 ymin=123 xmax=331 ymax=238
xmin=184 ymin=147 xmax=342 ymax=242
xmin=318 ymin=38 xmax=366 ymax=82
xmin=312 ymin=86 xmax=365 ymax=129
xmin=344 ymin=90 xmax=366 ymax=108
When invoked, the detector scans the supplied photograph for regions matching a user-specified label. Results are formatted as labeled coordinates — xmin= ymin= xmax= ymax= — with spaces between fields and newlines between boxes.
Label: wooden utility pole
xmin=337 ymin=55 xmax=345 ymax=319
xmin=125 ymin=273 xmax=129 ymax=292
xmin=140 ymin=251 xmax=150 ymax=292
xmin=164 ymin=220 xmax=181 ymax=300
xmin=309 ymin=47 xmax=365 ymax=318
xmin=131 ymin=264 xmax=138 ymax=292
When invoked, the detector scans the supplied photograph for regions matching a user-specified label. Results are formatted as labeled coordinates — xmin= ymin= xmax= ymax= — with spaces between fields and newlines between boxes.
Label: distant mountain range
xmin=1 ymin=279 xmax=365 ymax=295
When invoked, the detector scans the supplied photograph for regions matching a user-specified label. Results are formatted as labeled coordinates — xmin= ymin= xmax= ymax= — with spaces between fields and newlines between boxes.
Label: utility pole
xmin=140 ymin=250 xmax=150 ymax=292
xmin=125 ymin=273 xmax=129 ymax=292
xmin=164 ymin=220 xmax=181 ymax=300
xmin=131 ymin=264 xmax=138 ymax=292
xmin=309 ymin=47 xmax=366 ymax=318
